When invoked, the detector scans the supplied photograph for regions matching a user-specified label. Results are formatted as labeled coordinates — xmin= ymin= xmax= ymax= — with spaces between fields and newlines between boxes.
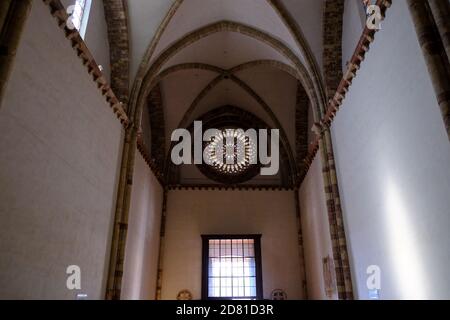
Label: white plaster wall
xmin=161 ymin=190 xmax=304 ymax=300
xmin=0 ymin=1 xmax=123 ymax=299
xmin=128 ymin=0 xmax=175 ymax=81
xmin=281 ymin=0 xmax=324 ymax=74
xmin=342 ymin=0 xmax=365 ymax=71
xmin=299 ymin=154 xmax=336 ymax=300
xmin=332 ymin=1 xmax=450 ymax=299
xmin=61 ymin=0 xmax=111 ymax=82
xmin=121 ymin=154 xmax=163 ymax=300
xmin=84 ymin=0 xmax=111 ymax=82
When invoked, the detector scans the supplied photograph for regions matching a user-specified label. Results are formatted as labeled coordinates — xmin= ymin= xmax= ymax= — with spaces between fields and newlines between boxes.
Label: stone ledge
xmin=42 ymin=0 xmax=129 ymax=127
xmin=167 ymin=184 xmax=295 ymax=192
xmin=298 ymin=0 xmax=392 ymax=186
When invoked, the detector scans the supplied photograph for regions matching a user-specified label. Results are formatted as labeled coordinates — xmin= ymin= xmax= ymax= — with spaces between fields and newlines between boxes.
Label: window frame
xmin=201 ymin=234 xmax=263 ymax=300
xmin=71 ymin=0 xmax=92 ymax=39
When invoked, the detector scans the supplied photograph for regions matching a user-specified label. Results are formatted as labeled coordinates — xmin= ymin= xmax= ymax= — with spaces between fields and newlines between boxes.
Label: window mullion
xmin=204 ymin=236 xmax=260 ymax=300
xmin=231 ymin=240 xmax=234 ymax=299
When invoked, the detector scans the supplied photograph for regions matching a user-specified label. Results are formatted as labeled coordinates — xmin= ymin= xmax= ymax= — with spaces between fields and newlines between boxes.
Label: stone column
xmin=102 ymin=0 xmax=130 ymax=109
xmin=105 ymin=126 xmax=137 ymax=300
xmin=155 ymin=191 xmax=168 ymax=300
xmin=323 ymin=0 xmax=345 ymax=101
xmin=407 ymin=0 xmax=450 ymax=139
xmin=428 ymin=0 xmax=450 ymax=62
xmin=296 ymin=83 xmax=310 ymax=175
xmin=319 ymin=131 xmax=354 ymax=300
xmin=0 ymin=0 xmax=33 ymax=109
xmin=294 ymin=191 xmax=309 ymax=299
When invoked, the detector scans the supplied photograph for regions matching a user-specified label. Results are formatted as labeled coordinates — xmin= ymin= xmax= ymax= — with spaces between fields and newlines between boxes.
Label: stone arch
xmin=168 ymin=105 xmax=294 ymax=186
xmin=153 ymin=60 xmax=301 ymax=84
xmin=295 ymin=83 xmax=310 ymax=176
xmin=130 ymin=0 xmax=184 ymax=100
xmin=129 ymin=0 xmax=328 ymax=123
xmin=163 ymin=71 xmax=298 ymax=187
xmin=267 ymin=0 xmax=327 ymax=111
xmin=230 ymin=60 xmax=300 ymax=78
xmin=132 ymin=21 xmax=324 ymax=128
xmin=145 ymin=84 xmax=165 ymax=173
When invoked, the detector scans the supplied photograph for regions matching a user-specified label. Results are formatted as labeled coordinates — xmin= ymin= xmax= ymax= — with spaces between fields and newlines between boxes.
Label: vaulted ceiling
xmin=123 ymin=0 xmax=344 ymax=186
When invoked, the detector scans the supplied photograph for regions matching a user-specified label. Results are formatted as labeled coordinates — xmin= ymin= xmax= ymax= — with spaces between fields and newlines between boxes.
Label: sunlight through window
xmin=202 ymin=236 xmax=262 ymax=300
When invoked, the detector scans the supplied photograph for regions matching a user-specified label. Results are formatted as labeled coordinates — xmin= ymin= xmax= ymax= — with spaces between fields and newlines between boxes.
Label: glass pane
xmin=209 ymin=241 xmax=218 ymax=257
xmin=209 ymin=286 xmax=220 ymax=297
xmin=221 ymin=258 xmax=232 ymax=276
xmin=207 ymin=237 xmax=258 ymax=298
xmin=210 ymin=258 xmax=220 ymax=277
xmin=244 ymin=240 xmax=255 ymax=257
xmin=232 ymin=240 xmax=243 ymax=257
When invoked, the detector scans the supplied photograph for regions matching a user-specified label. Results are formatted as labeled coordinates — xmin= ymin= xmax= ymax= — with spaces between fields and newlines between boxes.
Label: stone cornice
xmin=42 ymin=0 xmax=129 ymax=127
xmin=298 ymin=0 xmax=392 ymax=185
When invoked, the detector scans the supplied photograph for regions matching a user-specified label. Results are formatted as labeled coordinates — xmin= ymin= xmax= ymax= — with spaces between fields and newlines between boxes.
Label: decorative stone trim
xmin=229 ymin=59 xmax=300 ymax=79
xmin=155 ymin=60 xmax=301 ymax=84
xmin=293 ymin=0 xmax=392 ymax=300
xmin=146 ymin=84 xmax=166 ymax=173
xmin=103 ymin=0 xmax=130 ymax=110
xmin=136 ymin=132 xmax=164 ymax=185
xmin=167 ymin=185 xmax=295 ymax=191
xmin=408 ymin=0 xmax=450 ymax=139
xmin=295 ymin=83 xmax=309 ymax=176
xmin=163 ymin=69 xmax=297 ymax=187
xmin=267 ymin=0 xmax=328 ymax=113
xmin=183 ymin=106 xmax=269 ymax=185
xmin=320 ymin=1 xmax=391 ymax=130
xmin=133 ymin=20 xmax=322 ymax=133
xmin=318 ymin=131 xmax=353 ymax=299
xmin=149 ymin=60 xmax=302 ymax=187
xmin=294 ymin=191 xmax=308 ymax=298
xmin=155 ymin=190 xmax=168 ymax=300
xmin=300 ymin=139 xmax=321 ymax=182
xmin=167 ymin=105 xmax=293 ymax=186
xmin=299 ymin=0 xmax=392 ymax=183
xmin=42 ymin=0 xmax=129 ymax=126
xmin=130 ymin=0 xmax=183 ymax=109
xmin=323 ymin=0 xmax=345 ymax=101
xmin=130 ymin=0 xmax=326 ymax=133
xmin=319 ymin=0 xmax=349 ymax=298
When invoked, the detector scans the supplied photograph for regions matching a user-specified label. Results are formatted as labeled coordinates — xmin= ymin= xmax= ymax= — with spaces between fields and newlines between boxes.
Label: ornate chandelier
xmin=204 ymin=129 xmax=257 ymax=174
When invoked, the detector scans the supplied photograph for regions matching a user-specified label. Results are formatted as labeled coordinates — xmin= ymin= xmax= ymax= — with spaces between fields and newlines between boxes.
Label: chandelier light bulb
xmin=205 ymin=129 xmax=257 ymax=175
